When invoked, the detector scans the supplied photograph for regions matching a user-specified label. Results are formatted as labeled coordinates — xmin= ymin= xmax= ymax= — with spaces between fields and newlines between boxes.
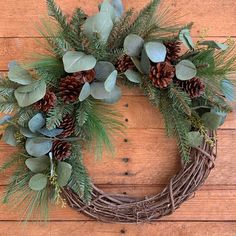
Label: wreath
xmin=0 ymin=0 xmax=235 ymax=223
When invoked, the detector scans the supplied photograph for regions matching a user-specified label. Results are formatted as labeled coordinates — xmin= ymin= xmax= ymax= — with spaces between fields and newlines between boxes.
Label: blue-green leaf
xmin=124 ymin=69 xmax=142 ymax=83
xmin=57 ymin=162 xmax=72 ymax=187
xmin=29 ymin=173 xmax=47 ymax=191
xmin=26 ymin=138 xmax=52 ymax=157
xmin=79 ymin=82 xmax=91 ymax=101
xmin=220 ymin=79 xmax=235 ymax=101
xmin=14 ymin=80 xmax=47 ymax=107
xmin=124 ymin=34 xmax=144 ymax=57
xmin=25 ymin=156 xmax=50 ymax=173
xmin=28 ymin=113 xmax=45 ymax=133
xmin=175 ymin=60 xmax=197 ymax=81
xmin=38 ymin=128 xmax=63 ymax=137
xmin=179 ymin=28 xmax=195 ymax=50
xmin=95 ymin=61 xmax=115 ymax=81
xmin=100 ymin=0 xmax=116 ymax=22
xmin=144 ymin=42 xmax=167 ymax=63
xmin=104 ymin=70 xmax=117 ymax=92
xmin=201 ymin=112 xmax=222 ymax=130
xmin=8 ymin=61 xmax=33 ymax=85
xmin=111 ymin=0 xmax=124 ymax=17
xmin=187 ymin=131 xmax=203 ymax=148
xmin=0 ymin=115 xmax=12 ymax=125
xmin=63 ymin=51 xmax=97 ymax=73
xmin=199 ymin=41 xmax=228 ymax=50
xmin=102 ymin=86 xmax=121 ymax=104
xmin=2 ymin=126 xmax=17 ymax=146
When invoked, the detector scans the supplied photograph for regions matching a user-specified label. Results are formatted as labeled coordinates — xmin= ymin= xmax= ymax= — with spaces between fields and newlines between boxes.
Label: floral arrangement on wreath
xmin=0 ymin=0 xmax=235 ymax=219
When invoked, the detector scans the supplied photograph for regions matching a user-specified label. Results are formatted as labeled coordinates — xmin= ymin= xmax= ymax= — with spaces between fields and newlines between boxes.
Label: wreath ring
xmin=63 ymin=131 xmax=216 ymax=223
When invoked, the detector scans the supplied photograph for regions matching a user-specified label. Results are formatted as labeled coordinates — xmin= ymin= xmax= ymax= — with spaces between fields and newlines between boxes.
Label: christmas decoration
xmin=0 ymin=0 xmax=235 ymax=224
xmin=176 ymin=77 xmax=205 ymax=98
xmin=34 ymin=90 xmax=57 ymax=112
xmin=52 ymin=140 xmax=72 ymax=161
xmin=149 ymin=61 xmax=175 ymax=88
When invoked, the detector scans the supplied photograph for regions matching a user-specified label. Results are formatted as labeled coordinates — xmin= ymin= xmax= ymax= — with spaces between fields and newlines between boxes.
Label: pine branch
xmin=0 ymin=95 xmax=17 ymax=113
xmin=46 ymin=101 xmax=74 ymax=130
xmin=70 ymin=8 xmax=87 ymax=31
xmin=16 ymin=108 xmax=37 ymax=127
xmin=67 ymin=146 xmax=92 ymax=203
xmin=0 ymin=78 xmax=18 ymax=97
xmin=168 ymin=85 xmax=192 ymax=116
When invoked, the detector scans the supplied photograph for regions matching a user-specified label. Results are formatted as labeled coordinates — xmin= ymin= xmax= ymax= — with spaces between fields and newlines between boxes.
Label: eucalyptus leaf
xmin=175 ymin=60 xmax=197 ymax=81
xmin=199 ymin=40 xmax=228 ymax=50
xmin=63 ymin=51 xmax=97 ymax=73
xmin=20 ymin=127 xmax=37 ymax=138
xmin=90 ymin=82 xmax=111 ymax=99
xmin=95 ymin=61 xmax=115 ymax=81
xmin=131 ymin=57 xmax=144 ymax=74
xmin=0 ymin=115 xmax=12 ymax=125
xmin=29 ymin=173 xmax=48 ymax=191
xmin=187 ymin=131 xmax=203 ymax=148
xmin=104 ymin=70 xmax=117 ymax=92
xmin=8 ymin=61 xmax=33 ymax=85
xmin=14 ymin=80 xmax=47 ymax=107
xmin=124 ymin=69 xmax=142 ymax=83
xmin=102 ymin=86 xmax=121 ymax=104
xmin=79 ymin=82 xmax=91 ymax=101
xmin=57 ymin=162 xmax=72 ymax=187
xmin=83 ymin=12 xmax=113 ymax=43
xmin=211 ymin=109 xmax=227 ymax=126
xmin=38 ymin=128 xmax=64 ymax=137
xmin=111 ymin=0 xmax=124 ymax=17
xmin=25 ymin=156 xmax=50 ymax=173
xmin=144 ymin=42 xmax=167 ymax=63
xmin=28 ymin=113 xmax=45 ymax=133
xmin=100 ymin=0 xmax=116 ymax=22
xmin=201 ymin=112 xmax=222 ymax=130
xmin=220 ymin=79 xmax=235 ymax=101
xmin=26 ymin=138 xmax=52 ymax=157
xmin=141 ymin=48 xmax=151 ymax=75
xmin=179 ymin=28 xmax=195 ymax=50
xmin=124 ymin=34 xmax=144 ymax=57
xmin=2 ymin=126 xmax=17 ymax=146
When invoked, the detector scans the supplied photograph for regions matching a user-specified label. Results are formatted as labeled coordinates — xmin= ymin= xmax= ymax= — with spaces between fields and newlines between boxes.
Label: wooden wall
xmin=0 ymin=0 xmax=236 ymax=235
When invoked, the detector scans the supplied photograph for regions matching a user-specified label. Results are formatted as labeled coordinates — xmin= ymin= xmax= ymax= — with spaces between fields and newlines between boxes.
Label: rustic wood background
xmin=0 ymin=0 xmax=236 ymax=235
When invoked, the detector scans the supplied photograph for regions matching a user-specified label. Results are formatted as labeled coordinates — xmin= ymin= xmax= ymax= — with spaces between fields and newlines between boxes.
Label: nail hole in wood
xmin=122 ymin=157 xmax=129 ymax=163
xmin=124 ymin=138 xmax=128 ymax=142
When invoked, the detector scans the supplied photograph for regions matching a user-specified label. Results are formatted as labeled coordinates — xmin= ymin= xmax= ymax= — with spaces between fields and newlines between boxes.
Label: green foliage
xmin=0 ymin=94 xmax=18 ymax=113
xmin=67 ymin=146 xmax=92 ymax=203
xmin=16 ymin=107 xmax=37 ymax=127
xmin=75 ymin=99 xmax=124 ymax=158
xmin=46 ymin=100 xmax=74 ymax=129
xmin=0 ymin=78 xmax=18 ymax=97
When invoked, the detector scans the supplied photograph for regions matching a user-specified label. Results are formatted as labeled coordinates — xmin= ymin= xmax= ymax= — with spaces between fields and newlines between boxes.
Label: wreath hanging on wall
xmin=0 ymin=0 xmax=235 ymax=223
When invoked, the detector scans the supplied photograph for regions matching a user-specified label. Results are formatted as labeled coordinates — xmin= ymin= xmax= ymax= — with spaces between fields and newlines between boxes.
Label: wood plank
xmin=0 ymin=129 xmax=236 ymax=186
xmin=0 ymin=187 xmax=236 ymax=221
xmin=0 ymin=221 xmax=236 ymax=236
xmin=0 ymin=0 xmax=235 ymax=37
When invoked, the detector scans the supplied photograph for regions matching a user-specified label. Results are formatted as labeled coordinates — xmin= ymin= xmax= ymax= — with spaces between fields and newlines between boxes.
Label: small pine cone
xmin=149 ymin=61 xmax=175 ymax=89
xmin=164 ymin=41 xmax=181 ymax=62
xmin=52 ymin=140 xmax=72 ymax=161
xmin=116 ymin=55 xmax=135 ymax=73
xmin=176 ymin=77 xmax=205 ymax=98
xmin=73 ymin=69 xmax=96 ymax=84
xmin=34 ymin=91 xmax=57 ymax=112
xmin=58 ymin=115 xmax=75 ymax=138
xmin=59 ymin=75 xmax=82 ymax=103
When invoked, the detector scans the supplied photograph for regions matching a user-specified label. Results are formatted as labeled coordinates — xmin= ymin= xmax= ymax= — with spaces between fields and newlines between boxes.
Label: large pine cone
xmin=59 ymin=75 xmax=82 ymax=103
xmin=149 ymin=61 xmax=175 ymax=89
xmin=176 ymin=77 xmax=205 ymax=98
xmin=34 ymin=91 xmax=57 ymax=113
xmin=73 ymin=69 xmax=96 ymax=84
xmin=164 ymin=41 xmax=181 ymax=62
xmin=116 ymin=55 xmax=135 ymax=73
xmin=52 ymin=140 xmax=72 ymax=161
xmin=58 ymin=115 xmax=75 ymax=138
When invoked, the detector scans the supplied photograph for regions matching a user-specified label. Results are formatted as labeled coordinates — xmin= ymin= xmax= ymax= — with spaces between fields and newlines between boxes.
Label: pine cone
xmin=149 ymin=61 xmax=175 ymax=89
xmin=58 ymin=115 xmax=75 ymax=138
xmin=34 ymin=91 xmax=57 ymax=113
xmin=116 ymin=55 xmax=135 ymax=73
xmin=52 ymin=140 xmax=72 ymax=161
xmin=164 ymin=41 xmax=181 ymax=62
xmin=59 ymin=75 xmax=82 ymax=103
xmin=175 ymin=77 xmax=205 ymax=98
xmin=73 ymin=69 xmax=96 ymax=84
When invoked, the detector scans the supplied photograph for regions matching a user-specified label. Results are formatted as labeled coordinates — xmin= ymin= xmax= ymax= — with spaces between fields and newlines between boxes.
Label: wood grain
xmin=0 ymin=0 xmax=236 ymax=235
xmin=0 ymin=0 xmax=235 ymax=37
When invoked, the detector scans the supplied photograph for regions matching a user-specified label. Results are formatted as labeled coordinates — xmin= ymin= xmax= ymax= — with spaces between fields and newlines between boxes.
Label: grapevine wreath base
xmin=63 ymin=131 xmax=216 ymax=223
xmin=0 ymin=0 xmax=235 ymax=224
